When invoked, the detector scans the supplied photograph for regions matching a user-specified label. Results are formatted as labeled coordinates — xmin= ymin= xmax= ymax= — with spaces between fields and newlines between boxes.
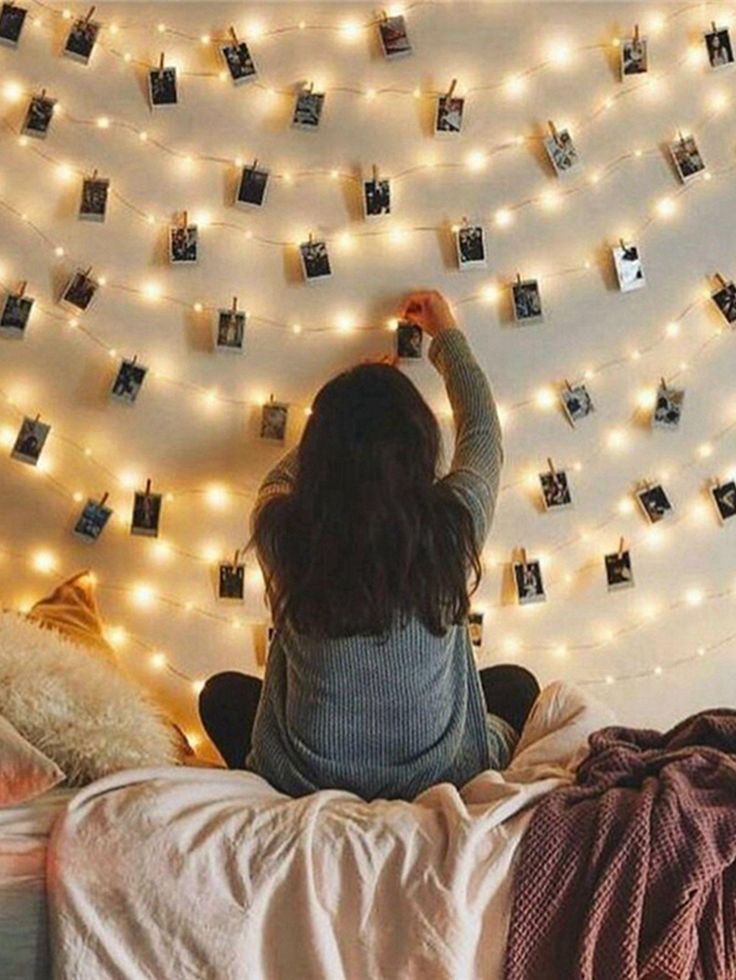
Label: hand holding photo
xmin=60 ymin=268 xmax=98 ymax=314
xmin=0 ymin=2 xmax=26 ymax=47
xmin=512 ymin=276 xmax=543 ymax=323
xmin=131 ymin=482 xmax=162 ymax=538
xmin=236 ymin=163 xmax=269 ymax=208
xmin=218 ymin=559 xmax=245 ymax=601
xmin=435 ymin=80 xmax=464 ymax=135
xmin=621 ymin=29 xmax=648 ymax=77
xmin=670 ymin=133 xmax=706 ymax=183
xmin=220 ymin=29 xmax=257 ymax=84
xmin=292 ymin=87 xmax=325 ymax=130
xmin=63 ymin=11 xmax=100 ymax=64
xmin=560 ymin=382 xmax=594 ymax=425
xmin=396 ymin=320 xmax=423 ymax=360
xmin=704 ymin=24 xmax=734 ymax=69
xmin=468 ymin=611 xmax=483 ymax=648
xmin=74 ymin=494 xmax=112 ymax=542
xmin=0 ymin=283 xmax=34 ymax=338
xmin=21 ymin=92 xmax=56 ymax=139
xmin=148 ymin=57 xmax=178 ymax=108
xmin=111 ymin=358 xmax=147 ymax=405
xmin=513 ymin=553 xmax=546 ymax=605
xmin=379 ymin=14 xmax=411 ymax=58
xmin=711 ymin=479 xmax=736 ymax=523
xmin=605 ymin=541 xmax=634 ymax=591
xmin=299 ymin=237 xmax=331 ymax=281
xmin=636 ymin=482 xmax=673 ymax=524
xmin=711 ymin=274 xmax=736 ymax=325
xmin=612 ymin=241 xmax=645 ymax=292
xmin=169 ymin=215 xmax=198 ymax=264
xmin=652 ymin=380 xmax=684 ymax=430
xmin=539 ymin=460 xmax=572 ymax=509
xmin=11 ymin=415 xmax=50 ymax=466
xmin=455 ymin=223 xmax=486 ymax=270
xmin=79 ymin=175 xmax=109 ymax=222
xmin=260 ymin=399 xmax=288 ymax=442
xmin=544 ymin=122 xmax=581 ymax=177
xmin=216 ymin=300 xmax=246 ymax=353
xmin=363 ymin=169 xmax=391 ymax=218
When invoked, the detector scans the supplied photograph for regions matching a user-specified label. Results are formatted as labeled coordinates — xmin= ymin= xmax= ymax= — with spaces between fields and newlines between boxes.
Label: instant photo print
xmin=711 ymin=276 xmax=736 ymax=325
xmin=396 ymin=320 xmax=423 ymax=360
xmin=652 ymin=382 xmax=684 ymax=430
xmin=456 ymin=224 xmax=486 ymax=270
xmin=636 ymin=483 xmax=673 ymax=524
xmin=560 ymin=383 xmax=594 ymax=426
xmin=0 ymin=287 xmax=33 ymax=338
xmin=363 ymin=174 xmax=391 ymax=218
xmin=74 ymin=495 xmax=112 ymax=542
xmin=218 ymin=561 xmax=245 ymax=601
xmin=670 ymin=134 xmax=706 ymax=183
xmin=169 ymin=220 xmax=198 ymax=264
xmin=148 ymin=62 xmax=178 ymax=109
xmin=60 ymin=269 xmax=98 ymax=314
xmin=79 ymin=176 xmax=110 ymax=222
xmin=539 ymin=465 xmax=573 ymax=510
xmin=704 ymin=25 xmax=734 ymax=69
xmin=512 ymin=278 xmax=543 ymax=323
xmin=111 ymin=358 xmax=147 ymax=405
xmin=292 ymin=88 xmax=324 ymax=130
xmin=513 ymin=557 xmax=546 ymax=605
xmin=236 ymin=164 xmax=269 ymax=208
xmin=0 ymin=2 xmax=27 ymax=47
xmin=612 ymin=242 xmax=645 ymax=292
xmin=260 ymin=401 xmax=288 ymax=442
xmin=711 ymin=480 xmax=736 ymax=523
xmin=468 ymin=612 xmax=484 ymax=648
xmin=299 ymin=238 xmax=331 ymax=281
xmin=131 ymin=488 xmax=162 ymax=538
xmin=21 ymin=93 xmax=56 ymax=139
xmin=11 ymin=416 xmax=50 ymax=466
xmin=605 ymin=546 xmax=634 ymax=591
xmin=435 ymin=92 xmax=464 ymax=136
xmin=620 ymin=33 xmax=648 ymax=76
xmin=63 ymin=13 xmax=100 ymax=64
xmin=216 ymin=305 xmax=246 ymax=353
xmin=379 ymin=14 xmax=411 ymax=58
xmin=544 ymin=124 xmax=581 ymax=177
xmin=220 ymin=31 xmax=257 ymax=84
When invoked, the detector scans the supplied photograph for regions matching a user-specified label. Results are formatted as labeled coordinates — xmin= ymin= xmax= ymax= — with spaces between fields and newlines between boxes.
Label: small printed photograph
xmin=111 ymin=358 xmax=147 ymax=405
xmin=21 ymin=93 xmax=56 ymax=139
xmin=456 ymin=224 xmax=486 ymax=270
xmin=604 ymin=549 xmax=634 ymax=591
xmin=711 ymin=480 xmax=736 ymax=523
xmin=299 ymin=239 xmax=331 ymax=281
xmin=363 ymin=177 xmax=391 ymax=218
xmin=292 ymin=90 xmax=325 ymax=130
xmin=148 ymin=66 xmax=178 ymax=109
xmin=0 ymin=290 xmax=33 ymax=338
xmin=560 ymin=384 xmax=595 ymax=425
xmin=636 ymin=483 xmax=673 ymax=524
xmin=435 ymin=94 xmax=464 ymax=135
xmin=704 ymin=26 xmax=734 ymax=69
xmin=512 ymin=278 xmax=543 ymax=323
xmin=652 ymin=383 xmax=684 ymax=430
xmin=236 ymin=165 xmax=269 ymax=208
xmin=539 ymin=468 xmax=572 ymax=510
xmin=218 ymin=561 xmax=245 ymax=600
xmin=612 ymin=243 xmax=645 ymax=292
xmin=216 ymin=308 xmax=246 ymax=353
xmin=468 ymin=611 xmax=483 ymax=648
xmin=261 ymin=401 xmax=288 ymax=442
xmin=0 ymin=2 xmax=27 ymax=47
xmin=60 ymin=269 xmax=98 ymax=313
xmin=670 ymin=134 xmax=706 ymax=183
xmin=513 ymin=559 xmax=546 ymax=605
xmin=63 ymin=15 xmax=100 ymax=64
xmin=169 ymin=223 xmax=198 ymax=264
xmin=544 ymin=128 xmax=581 ymax=177
xmin=73 ymin=497 xmax=112 ymax=542
xmin=621 ymin=36 xmax=648 ymax=76
xmin=711 ymin=279 xmax=736 ymax=325
xmin=379 ymin=14 xmax=411 ymax=58
xmin=396 ymin=320 xmax=423 ymax=359
xmin=220 ymin=39 xmax=257 ymax=84
xmin=11 ymin=416 xmax=50 ymax=466
xmin=131 ymin=490 xmax=162 ymax=537
xmin=79 ymin=176 xmax=109 ymax=222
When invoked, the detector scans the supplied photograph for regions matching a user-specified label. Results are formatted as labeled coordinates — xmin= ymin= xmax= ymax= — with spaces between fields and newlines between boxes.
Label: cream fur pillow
xmin=0 ymin=612 xmax=177 ymax=786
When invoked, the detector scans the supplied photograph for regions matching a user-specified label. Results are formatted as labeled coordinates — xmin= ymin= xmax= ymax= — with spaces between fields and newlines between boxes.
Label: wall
xmin=2 ymin=1 xmax=736 ymax=748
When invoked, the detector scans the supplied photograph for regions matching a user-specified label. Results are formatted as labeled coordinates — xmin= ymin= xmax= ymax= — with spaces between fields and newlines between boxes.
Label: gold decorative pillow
xmin=27 ymin=570 xmax=116 ymax=663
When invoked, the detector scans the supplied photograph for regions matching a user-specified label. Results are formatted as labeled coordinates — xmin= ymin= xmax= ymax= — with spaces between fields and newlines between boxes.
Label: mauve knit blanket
xmin=503 ymin=710 xmax=736 ymax=980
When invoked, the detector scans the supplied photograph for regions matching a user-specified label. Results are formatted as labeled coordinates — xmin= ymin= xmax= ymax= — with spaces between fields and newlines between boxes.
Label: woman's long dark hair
xmin=252 ymin=363 xmax=482 ymax=638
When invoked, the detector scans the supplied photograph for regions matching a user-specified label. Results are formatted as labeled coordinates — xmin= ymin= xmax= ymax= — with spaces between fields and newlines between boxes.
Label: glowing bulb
xmin=656 ymin=197 xmax=676 ymax=219
xmin=193 ymin=302 xmax=203 ymax=313
xmin=337 ymin=231 xmax=353 ymax=250
xmin=191 ymin=679 xmax=205 ymax=695
xmin=32 ymin=550 xmax=57 ymax=574
xmin=72 ymin=491 xmax=84 ymax=503
xmin=637 ymin=388 xmax=656 ymax=410
xmin=653 ymin=666 xmax=663 ymax=676
xmin=548 ymin=42 xmax=571 ymax=67
xmin=553 ymin=644 xmax=568 ymax=659
xmin=157 ymin=22 xmax=166 ymax=33
xmin=106 ymin=626 xmax=127 ymax=648
xmin=335 ymin=313 xmax=355 ymax=332
xmin=389 ymin=227 xmax=407 ymax=245
xmin=143 ymin=282 xmax=161 ymax=301
xmin=607 ymin=429 xmax=627 ymax=450
xmin=150 ymin=651 xmax=167 ymax=670
xmin=712 ymin=91 xmax=729 ymax=113
xmin=109 ymin=23 xmax=119 ymax=35
xmin=152 ymin=541 xmax=172 ymax=562
xmin=3 ymin=81 xmax=22 ymax=103
xmin=124 ymin=53 xmax=132 ymax=63
xmin=247 ymin=568 xmax=263 ymax=588
xmin=132 ymin=583 xmax=154 ymax=606
xmin=618 ymin=497 xmax=634 ymax=515
xmin=466 ymin=150 xmax=487 ymax=172
xmin=96 ymin=116 xmax=110 ymax=129
xmin=697 ymin=646 xmax=706 ymax=657
xmin=365 ymin=88 xmax=376 ymax=100
xmin=605 ymin=675 xmax=615 ymax=685
xmin=535 ymin=387 xmax=556 ymax=410
xmin=502 ymin=637 xmax=520 ymax=656
xmin=292 ymin=323 xmax=303 ymax=335
xmin=666 ymin=321 xmax=680 ymax=337
xmin=540 ymin=190 xmax=562 ymax=211
xmin=341 ymin=20 xmax=360 ymax=39
xmin=139 ymin=131 xmax=148 ymax=142
xmin=647 ymin=12 xmax=665 ymax=34
xmin=481 ymin=284 xmax=500 ymax=303
xmin=495 ymin=208 xmax=513 ymax=228
xmin=504 ymin=74 xmax=527 ymax=97
xmin=201 ymin=545 xmax=220 ymax=563
xmin=698 ymin=443 xmax=713 ymax=458
xmin=248 ymin=21 xmax=265 ymax=40
xmin=62 ymin=8 xmax=71 ymax=19
xmin=685 ymin=588 xmax=703 ymax=606
xmin=200 ymin=34 xmax=210 ymax=44
xmin=386 ymin=317 xmax=399 ymax=331
xmin=56 ymin=163 xmax=73 ymax=182
xmin=206 ymin=485 xmax=227 ymax=509
xmin=54 ymin=246 xmax=65 ymax=257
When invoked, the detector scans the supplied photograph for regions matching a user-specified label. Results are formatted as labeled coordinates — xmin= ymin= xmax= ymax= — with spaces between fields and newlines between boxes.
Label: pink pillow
xmin=0 ymin=713 xmax=65 ymax=806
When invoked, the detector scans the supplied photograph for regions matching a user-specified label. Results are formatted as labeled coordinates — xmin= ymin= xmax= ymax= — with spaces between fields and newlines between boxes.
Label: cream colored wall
xmin=2 ymin=1 xmax=736 ymax=747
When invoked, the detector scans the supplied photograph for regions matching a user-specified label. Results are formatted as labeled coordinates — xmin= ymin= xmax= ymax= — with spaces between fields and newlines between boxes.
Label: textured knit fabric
xmin=246 ymin=328 xmax=509 ymax=801
xmin=504 ymin=710 xmax=736 ymax=980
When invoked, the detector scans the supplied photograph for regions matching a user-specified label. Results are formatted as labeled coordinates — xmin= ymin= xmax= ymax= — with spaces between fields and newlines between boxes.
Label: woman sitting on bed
xmin=199 ymin=290 xmax=540 ymax=801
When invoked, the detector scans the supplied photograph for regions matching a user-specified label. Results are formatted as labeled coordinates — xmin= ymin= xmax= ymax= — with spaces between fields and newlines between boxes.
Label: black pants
xmin=199 ymin=664 xmax=541 ymax=771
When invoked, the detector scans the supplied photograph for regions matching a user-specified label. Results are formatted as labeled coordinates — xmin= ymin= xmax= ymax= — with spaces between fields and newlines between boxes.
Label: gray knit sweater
xmin=247 ymin=328 xmax=510 ymax=800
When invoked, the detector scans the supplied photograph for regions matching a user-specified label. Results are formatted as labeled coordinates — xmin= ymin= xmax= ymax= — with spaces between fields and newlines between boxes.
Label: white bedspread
xmin=49 ymin=682 xmax=614 ymax=980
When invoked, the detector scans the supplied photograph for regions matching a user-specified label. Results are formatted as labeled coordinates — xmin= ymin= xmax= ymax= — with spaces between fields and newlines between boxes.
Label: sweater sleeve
xmin=249 ymin=446 xmax=299 ymax=535
xmin=428 ymin=328 xmax=504 ymax=549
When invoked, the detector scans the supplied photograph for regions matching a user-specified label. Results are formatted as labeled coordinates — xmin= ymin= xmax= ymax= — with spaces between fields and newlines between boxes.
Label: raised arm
xmin=249 ymin=446 xmax=299 ymax=535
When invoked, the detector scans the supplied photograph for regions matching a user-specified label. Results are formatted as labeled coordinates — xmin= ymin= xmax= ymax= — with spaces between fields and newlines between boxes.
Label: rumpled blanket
xmin=504 ymin=710 xmax=736 ymax=980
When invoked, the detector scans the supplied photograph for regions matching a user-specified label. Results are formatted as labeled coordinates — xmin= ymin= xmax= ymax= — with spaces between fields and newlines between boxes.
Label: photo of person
xmin=711 ymin=480 xmax=736 ymax=523
xmin=379 ymin=14 xmax=412 ymax=58
xmin=652 ymin=383 xmax=684 ymax=430
xmin=220 ymin=39 xmax=257 ymax=84
xmin=0 ymin=1 xmax=26 ymax=47
xmin=261 ymin=401 xmax=288 ymax=442
xmin=63 ymin=15 xmax=100 ymax=64
xmin=612 ymin=243 xmax=645 ymax=292
xmin=60 ymin=269 xmax=98 ymax=313
xmin=621 ymin=36 xmax=648 ymax=76
xmin=79 ymin=176 xmax=109 ymax=222
xmin=396 ymin=320 xmax=423 ymax=359
xmin=513 ymin=558 xmax=546 ymax=605
xmin=111 ymin=358 xmax=147 ymax=405
xmin=456 ymin=225 xmax=486 ymax=270
xmin=363 ymin=176 xmax=391 ymax=218
xmin=435 ymin=94 xmax=464 ymax=135
xmin=539 ymin=468 xmax=572 ymax=509
xmin=670 ymin=134 xmax=706 ymax=183
xmin=704 ymin=26 xmax=734 ymax=69
xmin=148 ymin=66 xmax=178 ymax=108
xmin=11 ymin=416 xmax=50 ymax=466
xmin=131 ymin=489 xmax=162 ymax=537
xmin=636 ymin=483 xmax=673 ymax=524
xmin=74 ymin=497 xmax=112 ymax=542
xmin=544 ymin=128 xmax=581 ymax=177
xmin=169 ymin=223 xmax=198 ymax=264
xmin=711 ymin=279 xmax=736 ymax=324
xmin=218 ymin=561 xmax=245 ymax=600
xmin=0 ymin=290 xmax=33 ymax=337
xmin=299 ymin=239 xmax=331 ymax=281
xmin=560 ymin=384 xmax=594 ymax=425
xmin=292 ymin=90 xmax=324 ymax=130
xmin=468 ymin=611 xmax=483 ymax=648
xmin=605 ymin=549 xmax=634 ymax=591
xmin=216 ymin=308 xmax=246 ymax=353
xmin=512 ymin=278 xmax=543 ymax=323
xmin=236 ymin=165 xmax=269 ymax=207
xmin=21 ymin=93 xmax=56 ymax=139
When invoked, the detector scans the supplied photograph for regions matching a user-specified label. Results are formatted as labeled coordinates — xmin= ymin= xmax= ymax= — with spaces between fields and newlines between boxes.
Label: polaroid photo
xmin=148 ymin=66 xmax=178 ymax=109
xmin=79 ymin=176 xmax=109 ymax=222
xmin=636 ymin=483 xmax=673 ymax=524
xmin=11 ymin=416 xmax=50 ymax=466
xmin=560 ymin=384 xmax=595 ymax=426
xmin=60 ymin=269 xmax=98 ymax=314
xmin=130 ymin=490 xmax=162 ymax=537
xmin=670 ymin=134 xmax=706 ymax=183
xmin=63 ymin=15 xmax=100 ymax=64
xmin=216 ymin=308 xmax=246 ymax=353
xmin=652 ymin=384 xmax=684 ymax=430
xmin=220 ymin=39 xmax=257 ymax=85
xmin=544 ymin=128 xmax=581 ymax=178
xmin=396 ymin=320 xmax=423 ymax=360
xmin=704 ymin=26 xmax=734 ymax=70
xmin=0 ymin=289 xmax=33 ymax=338
xmin=0 ymin=2 xmax=27 ymax=47
xmin=456 ymin=224 xmax=486 ymax=270
xmin=512 ymin=278 xmax=543 ymax=323
xmin=169 ymin=223 xmax=198 ymax=264
xmin=363 ymin=177 xmax=391 ymax=218
xmin=261 ymin=401 xmax=288 ymax=442
xmin=111 ymin=358 xmax=147 ymax=405
xmin=612 ymin=243 xmax=645 ymax=292
xmin=379 ymin=14 xmax=411 ymax=58
xmin=711 ymin=279 xmax=736 ymax=325
xmin=74 ymin=497 xmax=112 ymax=542
xmin=539 ymin=468 xmax=572 ymax=510
xmin=468 ymin=611 xmax=483 ymax=648
xmin=621 ymin=36 xmax=648 ymax=77
xmin=21 ymin=93 xmax=56 ymax=139
xmin=236 ymin=165 xmax=269 ymax=208
xmin=218 ymin=561 xmax=245 ymax=601
xmin=292 ymin=90 xmax=325 ymax=130
xmin=711 ymin=480 xmax=736 ymax=523
xmin=604 ymin=549 xmax=634 ymax=591
xmin=513 ymin=559 xmax=546 ymax=605
xmin=435 ymin=94 xmax=464 ymax=136
xmin=299 ymin=239 xmax=331 ymax=281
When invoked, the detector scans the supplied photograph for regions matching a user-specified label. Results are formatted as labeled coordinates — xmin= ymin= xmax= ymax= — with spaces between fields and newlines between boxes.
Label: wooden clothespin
xmin=547 ymin=457 xmax=556 ymax=475
xmin=83 ymin=266 xmax=93 ymax=279
xmin=91 ymin=168 xmax=98 ymax=180
xmin=251 ymin=157 xmax=258 ymax=171
xmin=520 ymin=546 xmax=528 ymax=566
xmin=617 ymin=536 xmax=626 ymax=559
xmin=99 ymin=491 xmax=109 ymax=506
xmin=372 ymin=163 xmax=379 ymax=183
xmin=677 ymin=129 xmax=686 ymax=146
xmin=714 ymin=272 xmax=728 ymax=289
xmin=548 ymin=120 xmax=561 ymax=146
xmin=232 ymin=295 xmax=238 ymax=312
xmin=380 ymin=9 xmax=388 ymax=23
xmin=660 ymin=376 xmax=668 ymax=391
xmin=461 ymin=215 xmax=469 ymax=227
xmin=130 ymin=354 xmax=138 ymax=365
xmin=633 ymin=24 xmax=640 ymax=44
xmin=307 ymin=80 xmax=314 ymax=94
xmin=564 ymin=378 xmax=573 ymax=391
xmin=446 ymin=78 xmax=457 ymax=99
xmin=40 ymin=88 xmax=47 ymax=99
xmin=619 ymin=237 xmax=627 ymax=250
xmin=516 ymin=272 xmax=522 ymax=286
xmin=158 ymin=52 xmax=165 ymax=73
xmin=17 ymin=281 xmax=27 ymax=297
xmin=229 ymin=25 xmax=239 ymax=44
xmin=268 ymin=393 xmax=274 ymax=404
xmin=34 ymin=413 xmax=41 ymax=424
xmin=145 ymin=478 xmax=152 ymax=495
xmin=712 ymin=21 xmax=718 ymax=34
xmin=308 ymin=231 xmax=314 ymax=245
xmin=181 ymin=210 xmax=188 ymax=227
xmin=232 ymin=548 xmax=240 ymax=567
xmin=84 ymin=6 xmax=96 ymax=24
